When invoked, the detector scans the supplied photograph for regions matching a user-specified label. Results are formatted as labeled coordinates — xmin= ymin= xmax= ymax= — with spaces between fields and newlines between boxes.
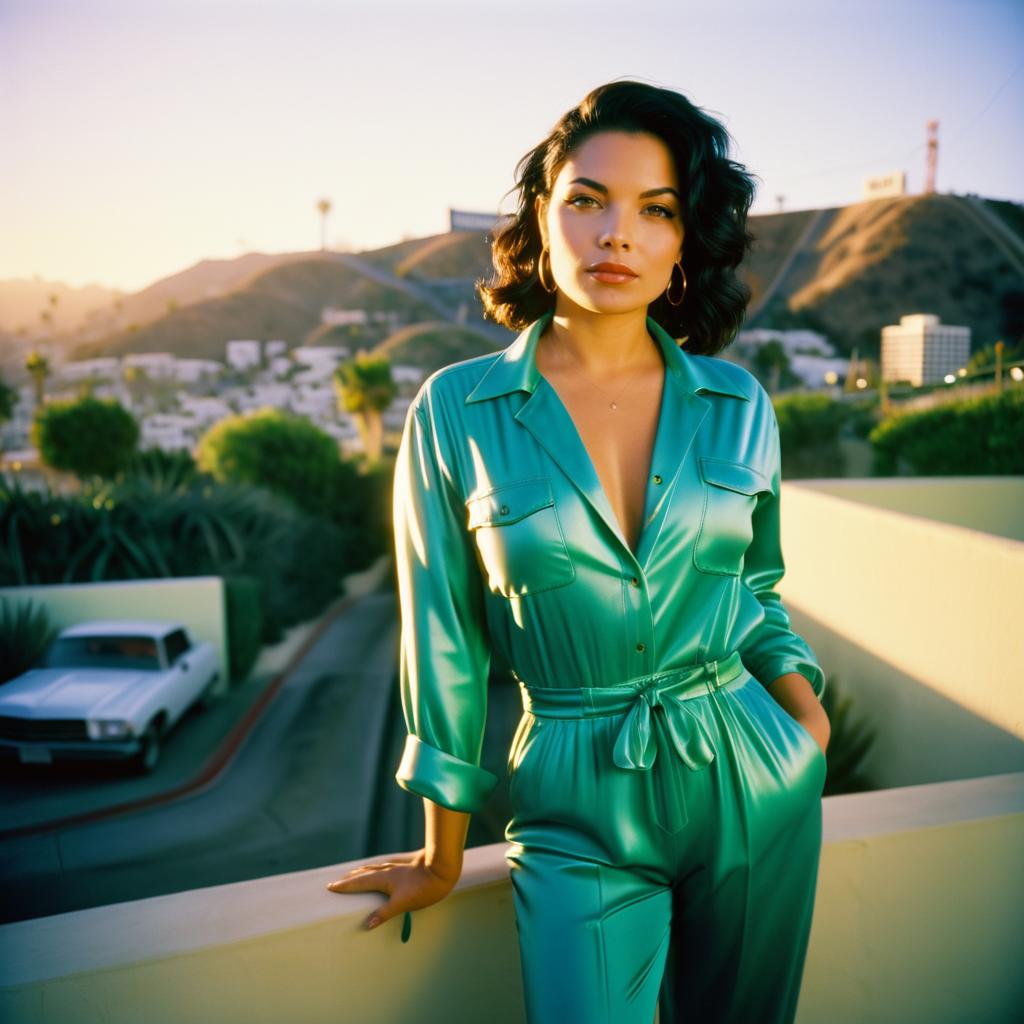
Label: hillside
xmin=5 ymin=192 xmax=1022 ymax=371
xmin=69 ymin=256 xmax=442 ymax=360
xmin=371 ymin=321 xmax=501 ymax=373
xmin=748 ymin=194 xmax=1024 ymax=355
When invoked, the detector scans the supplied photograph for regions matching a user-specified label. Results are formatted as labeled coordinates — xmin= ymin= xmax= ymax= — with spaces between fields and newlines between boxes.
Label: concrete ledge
xmin=1 ymin=774 xmax=1021 ymax=1024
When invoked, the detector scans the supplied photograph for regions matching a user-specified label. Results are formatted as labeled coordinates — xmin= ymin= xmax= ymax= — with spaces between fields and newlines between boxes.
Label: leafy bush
xmin=0 ymin=596 xmax=59 ymax=684
xmin=843 ymin=396 xmax=883 ymax=440
xmin=0 ymin=470 xmax=348 ymax=648
xmin=773 ymin=393 xmax=849 ymax=478
xmin=224 ymin=574 xmax=265 ymax=680
xmin=195 ymin=406 xmax=388 ymax=568
xmin=197 ymin=407 xmax=339 ymax=517
xmin=869 ymin=385 xmax=1024 ymax=474
xmin=32 ymin=394 xmax=139 ymax=479
xmin=820 ymin=672 xmax=879 ymax=797
xmin=118 ymin=446 xmax=202 ymax=492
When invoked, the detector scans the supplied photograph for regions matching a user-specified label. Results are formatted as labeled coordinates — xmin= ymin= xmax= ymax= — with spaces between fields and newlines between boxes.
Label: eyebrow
xmin=568 ymin=177 xmax=680 ymax=201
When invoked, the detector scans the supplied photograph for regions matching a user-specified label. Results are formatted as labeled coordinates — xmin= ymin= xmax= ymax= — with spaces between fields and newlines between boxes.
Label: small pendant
xmin=609 ymin=401 xmax=618 ymax=410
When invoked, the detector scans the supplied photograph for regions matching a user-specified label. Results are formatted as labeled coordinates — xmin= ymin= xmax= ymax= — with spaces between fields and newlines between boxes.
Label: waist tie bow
xmin=518 ymin=651 xmax=747 ymax=835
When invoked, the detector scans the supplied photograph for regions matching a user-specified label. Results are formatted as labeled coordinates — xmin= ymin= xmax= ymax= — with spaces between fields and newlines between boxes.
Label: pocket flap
xmin=466 ymin=478 xmax=555 ymax=529
xmin=698 ymin=457 xmax=770 ymax=495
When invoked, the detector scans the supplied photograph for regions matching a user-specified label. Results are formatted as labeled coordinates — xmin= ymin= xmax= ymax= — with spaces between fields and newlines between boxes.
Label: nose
xmin=597 ymin=204 xmax=632 ymax=251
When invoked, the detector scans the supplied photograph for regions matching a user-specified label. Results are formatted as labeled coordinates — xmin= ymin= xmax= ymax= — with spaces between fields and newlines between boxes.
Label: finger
xmin=326 ymin=873 xmax=393 ymax=894
xmin=366 ymin=897 xmax=408 ymax=930
xmin=326 ymin=864 xmax=394 ymax=888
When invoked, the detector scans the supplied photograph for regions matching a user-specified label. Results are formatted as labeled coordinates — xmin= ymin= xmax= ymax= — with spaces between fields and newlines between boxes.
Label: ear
xmin=534 ymin=195 xmax=548 ymax=248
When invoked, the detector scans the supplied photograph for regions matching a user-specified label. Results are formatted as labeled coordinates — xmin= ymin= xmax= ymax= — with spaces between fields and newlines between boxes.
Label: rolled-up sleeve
xmin=736 ymin=404 xmax=827 ymax=700
xmin=392 ymin=397 xmax=498 ymax=813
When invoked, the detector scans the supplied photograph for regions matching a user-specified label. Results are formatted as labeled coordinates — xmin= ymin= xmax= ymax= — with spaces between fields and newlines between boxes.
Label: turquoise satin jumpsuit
xmin=392 ymin=309 xmax=828 ymax=1024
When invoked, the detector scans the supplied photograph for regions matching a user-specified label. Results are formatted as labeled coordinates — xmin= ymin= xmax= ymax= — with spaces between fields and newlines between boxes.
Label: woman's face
xmin=536 ymin=130 xmax=685 ymax=316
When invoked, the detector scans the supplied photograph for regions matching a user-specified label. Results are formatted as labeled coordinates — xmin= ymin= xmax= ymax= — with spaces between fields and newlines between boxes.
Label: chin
xmin=570 ymin=286 xmax=654 ymax=317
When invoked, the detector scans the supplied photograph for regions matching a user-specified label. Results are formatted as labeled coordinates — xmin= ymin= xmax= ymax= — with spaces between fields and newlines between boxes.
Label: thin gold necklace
xmin=550 ymin=337 xmax=654 ymax=411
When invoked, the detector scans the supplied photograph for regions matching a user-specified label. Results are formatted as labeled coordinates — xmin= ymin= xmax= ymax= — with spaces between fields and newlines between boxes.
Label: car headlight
xmin=87 ymin=720 xmax=134 ymax=740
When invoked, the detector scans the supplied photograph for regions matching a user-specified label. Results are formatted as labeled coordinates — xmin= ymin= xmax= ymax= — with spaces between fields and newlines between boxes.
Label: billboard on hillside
xmin=449 ymin=209 xmax=501 ymax=232
xmin=862 ymin=171 xmax=907 ymax=200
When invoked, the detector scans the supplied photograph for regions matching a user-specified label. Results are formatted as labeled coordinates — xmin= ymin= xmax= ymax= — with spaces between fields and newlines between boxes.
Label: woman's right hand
xmin=325 ymin=847 xmax=460 ymax=930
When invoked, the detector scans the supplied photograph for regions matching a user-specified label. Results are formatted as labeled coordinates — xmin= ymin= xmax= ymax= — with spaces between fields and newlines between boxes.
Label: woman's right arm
xmin=326 ymin=391 xmax=495 ymax=928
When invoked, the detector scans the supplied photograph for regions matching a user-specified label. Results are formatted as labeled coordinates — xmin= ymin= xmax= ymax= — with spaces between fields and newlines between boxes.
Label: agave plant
xmin=0 ymin=596 xmax=59 ymax=684
xmin=820 ymin=672 xmax=878 ymax=796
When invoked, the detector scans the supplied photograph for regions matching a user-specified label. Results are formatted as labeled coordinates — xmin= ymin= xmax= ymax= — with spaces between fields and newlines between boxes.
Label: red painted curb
xmin=0 ymin=582 xmax=379 ymax=842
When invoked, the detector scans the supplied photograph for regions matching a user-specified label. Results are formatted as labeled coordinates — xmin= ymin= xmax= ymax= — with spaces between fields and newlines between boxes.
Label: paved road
xmin=0 ymin=590 xmax=399 ymax=923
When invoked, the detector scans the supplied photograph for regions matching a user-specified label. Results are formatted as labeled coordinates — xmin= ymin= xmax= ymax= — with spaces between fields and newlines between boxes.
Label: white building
xmin=178 ymin=395 xmax=233 ymax=423
xmin=392 ymin=364 xmax=428 ymax=385
xmin=170 ymin=358 xmax=223 ymax=383
xmin=291 ymin=346 xmax=350 ymax=383
xmin=322 ymin=308 xmax=368 ymax=326
xmin=55 ymin=357 xmax=120 ymax=381
xmin=881 ymin=314 xmax=971 ymax=386
xmin=236 ymin=383 xmax=293 ymax=412
xmin=124 ymin=353 xmax=176 ymax=379
xmin=734 ymin=328 xmax=849 ymax=388
xmin=140 ymin=413 xmax=195 ymax=451
xmin=226 ymin=340 xmax=262 ymax=370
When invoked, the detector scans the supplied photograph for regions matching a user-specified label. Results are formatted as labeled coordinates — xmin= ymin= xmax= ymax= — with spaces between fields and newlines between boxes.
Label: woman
xmin=327 ymin=78 xmax=831 ymax=1024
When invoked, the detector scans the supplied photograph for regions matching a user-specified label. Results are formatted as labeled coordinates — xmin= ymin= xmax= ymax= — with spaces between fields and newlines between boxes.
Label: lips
xmin=588 ymin=262 xmax=637 ymax=276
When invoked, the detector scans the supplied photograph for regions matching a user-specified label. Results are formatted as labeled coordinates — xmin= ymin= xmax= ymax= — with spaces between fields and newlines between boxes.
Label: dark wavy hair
xmin=475 ymin=79 xmax=760 ymax=356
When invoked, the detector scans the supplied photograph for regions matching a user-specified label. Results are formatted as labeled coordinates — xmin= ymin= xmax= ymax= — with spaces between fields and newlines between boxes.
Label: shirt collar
xmin=464 ymin=309 xmax=750 ymax=404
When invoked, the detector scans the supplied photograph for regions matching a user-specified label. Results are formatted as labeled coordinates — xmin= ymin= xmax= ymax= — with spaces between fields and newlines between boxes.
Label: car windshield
xmin=43 ymin=636 xmax=163 ymax=671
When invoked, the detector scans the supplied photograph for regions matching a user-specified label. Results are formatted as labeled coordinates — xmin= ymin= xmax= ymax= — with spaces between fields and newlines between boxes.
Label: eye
xmin=566 ymin=194 xmax=599 ymax=208
xmin=646 ymin=204 xmax=676 ymax=218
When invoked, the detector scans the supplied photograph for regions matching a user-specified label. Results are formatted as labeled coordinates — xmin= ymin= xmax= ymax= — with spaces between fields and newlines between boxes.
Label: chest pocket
xmin=466 ymin=478 xmax=575 ymax=597
xmin=693 ymin=457 xmax=772 ymax=576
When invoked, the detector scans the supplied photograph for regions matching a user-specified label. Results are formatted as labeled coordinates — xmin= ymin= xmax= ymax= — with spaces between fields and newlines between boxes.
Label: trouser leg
xmin=657 ymin=676 xmax=827 ymax=1024
xmin=507 ymin=843 xmax=672 ymax=1024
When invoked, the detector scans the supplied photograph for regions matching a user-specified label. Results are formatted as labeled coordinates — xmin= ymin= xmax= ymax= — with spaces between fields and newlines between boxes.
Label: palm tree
xmin=25 ymin=349 xmax=50 ymax=406
xmin=333 ymin=352 xmax=397 ymax=463
xmin=316 ymin=197 xmax=332 ymax=251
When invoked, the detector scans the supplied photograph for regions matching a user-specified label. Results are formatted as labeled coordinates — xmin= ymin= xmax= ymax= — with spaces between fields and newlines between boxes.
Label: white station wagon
xmin=0 ymin=620 xmax=221 ymax=773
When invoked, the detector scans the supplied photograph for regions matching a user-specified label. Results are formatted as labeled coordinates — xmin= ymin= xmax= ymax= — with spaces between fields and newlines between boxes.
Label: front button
xmin=499 ymin=504 xmax=509 ymax=515
xmin=635 ymin=642 xmax=646 ymax=652
xmin=652 ymin=474 xmax=662 ymax=485
xmin=629 ymin=576 xmax=640 ymax=587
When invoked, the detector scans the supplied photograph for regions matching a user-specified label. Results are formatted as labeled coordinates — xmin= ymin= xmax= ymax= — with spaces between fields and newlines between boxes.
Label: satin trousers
xmin=503 ymin=653 xmax=827 ymax=1024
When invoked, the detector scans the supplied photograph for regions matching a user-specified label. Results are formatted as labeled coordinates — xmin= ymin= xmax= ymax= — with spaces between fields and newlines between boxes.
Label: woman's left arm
xmin=766 ymin=671 xmax=831 ymax=755
xmin=736 ymin=393 xmax=830 ymax=755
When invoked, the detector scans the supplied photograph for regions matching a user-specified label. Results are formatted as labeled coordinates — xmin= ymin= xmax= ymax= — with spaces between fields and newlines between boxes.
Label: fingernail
xmin=367 ymin=917 xmax=379 ymax=929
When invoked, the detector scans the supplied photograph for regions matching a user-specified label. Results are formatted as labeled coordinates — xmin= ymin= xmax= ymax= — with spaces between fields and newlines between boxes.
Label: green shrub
xmin=870 ymin=385 xmax=1024 ymax=474
xmin=773 ymin=393 xmax=849 ymax=478
xmin=32 ymin=395 xmax=139 ymax=479
xmin=196 ymin=407 xmax=389 ymax=570
xmin=118 ymin=446 xmax=201 ymax=492
xmin=0 ymin=470 xmax=347 ymax=647
xmin=196 ymin=407 xmax=339 ymax=519
xmin=223 ymin=574 xmax=265 ymax=680
xmin=0 ymin=596 xmax=60 ymax=684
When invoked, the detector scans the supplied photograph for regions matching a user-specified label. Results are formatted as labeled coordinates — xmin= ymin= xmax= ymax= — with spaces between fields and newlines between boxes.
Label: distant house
xmin=226 ymin=340 xmax=262 ymax=370
xmin=734 ymin=328 xmax=850 ymax=388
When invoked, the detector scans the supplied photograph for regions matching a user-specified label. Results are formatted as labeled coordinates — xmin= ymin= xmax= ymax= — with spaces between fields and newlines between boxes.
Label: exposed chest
xmin=539 ymin=366 xmax=665 ymax=556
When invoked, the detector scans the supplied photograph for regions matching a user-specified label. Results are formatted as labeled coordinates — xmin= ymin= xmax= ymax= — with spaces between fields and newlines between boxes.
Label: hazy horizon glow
xmin=3 ymin=0 xmax=1023 ymax=294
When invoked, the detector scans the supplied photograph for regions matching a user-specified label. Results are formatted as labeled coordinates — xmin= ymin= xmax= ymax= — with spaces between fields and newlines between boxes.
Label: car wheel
xmin=132 ymin=721 xmax=162 ymax=774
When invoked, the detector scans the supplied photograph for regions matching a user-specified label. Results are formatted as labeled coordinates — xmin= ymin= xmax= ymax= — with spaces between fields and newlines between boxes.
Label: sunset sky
xmin=3 ymin=0 xmax=1023 ymax=294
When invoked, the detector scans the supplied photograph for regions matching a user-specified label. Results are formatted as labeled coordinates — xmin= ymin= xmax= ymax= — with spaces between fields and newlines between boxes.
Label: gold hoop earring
xmin=665 ymin=261 xmax=687 ymax=306
xmin=537 ymin=248 xmax=558 ymax=294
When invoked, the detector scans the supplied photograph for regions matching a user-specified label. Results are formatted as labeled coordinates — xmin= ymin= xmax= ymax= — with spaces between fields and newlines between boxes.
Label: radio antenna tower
xmin=924 ymin=120 xmax=939 ymax=194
